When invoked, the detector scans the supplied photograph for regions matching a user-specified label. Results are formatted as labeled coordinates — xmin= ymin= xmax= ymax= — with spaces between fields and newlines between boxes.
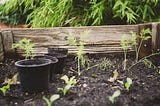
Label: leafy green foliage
xmin=1 ymin=0 xmax=160 ymax=27
xmin=58 ymin=75 xmax=77 ymax=96
xmin=132 ymin=28 xmax=151 ymax=62
xmin=113 ymin=0 xmax=138 ymax=24
xmin=12 ymin=38 xmax=35 ymax=59
xmin=0 ymin=83 xmax=10 ymax=96
xmin=68 ymin=30 xmax=90 ymax=76
xmin=120 ymin=35 xmax=131 ymax=70
xmin=43 ymin=94 xmax=60 ymax=106
xmin=98 ymin=57 xmax=113 ymax=70
xmin=60 ymin=75 xmax=77 ymax=85
xmin=1 ymin=0 xmax=39 ymax=25
xmin=124 ymin=77 xmax=132 ymax=90
xmin=109 ymin=90 xmax=121 ymax=104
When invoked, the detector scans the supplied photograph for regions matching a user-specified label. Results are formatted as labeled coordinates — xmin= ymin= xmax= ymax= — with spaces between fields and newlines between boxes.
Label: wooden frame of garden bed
xmin=0 ymin=22 xmax=160 ymax=61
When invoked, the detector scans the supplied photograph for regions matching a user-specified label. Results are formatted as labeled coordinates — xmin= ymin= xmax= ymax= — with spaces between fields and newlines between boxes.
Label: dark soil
xmin=0 ymin=54 xmax=160 ymax=106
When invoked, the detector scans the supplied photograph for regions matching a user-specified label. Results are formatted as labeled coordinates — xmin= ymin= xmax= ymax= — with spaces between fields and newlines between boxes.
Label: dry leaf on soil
xmin=108 ymin=70 xmax=119 ymax=82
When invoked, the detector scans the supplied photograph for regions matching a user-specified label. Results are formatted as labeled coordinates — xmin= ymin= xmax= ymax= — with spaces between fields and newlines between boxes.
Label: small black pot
xmin=15 ymin=58 xmax=51 ymax=93
xmin=45 ymin=53 xmax=67 ymax=74
xmin=48 ymin=48 xmax=68 ymax=55
xmin=33 ymin=55 xmax=58 ymax=82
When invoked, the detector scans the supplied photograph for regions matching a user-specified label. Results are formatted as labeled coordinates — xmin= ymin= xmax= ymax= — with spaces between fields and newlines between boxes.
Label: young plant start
xmin=131 ymin=28 xmax=151 ymax=62
xmin=43 ymin=94 xmax=60 ymax=106
xmin=68 ymin=30 xmax=90 ymax=76
xmin=124 ymin=77 xmax=132 ymax=90
xmin=58 ymin=75 xmax=77 ymax=96
xmin=0 ymin=83 xmax=10 ymax=96
xmin=12 ymin=38 xmax=35 ymax=59
xmin=120 ymin=35 xmax=131 ymax=70
xmin=109 ymin=90 xmax=121 ymax=104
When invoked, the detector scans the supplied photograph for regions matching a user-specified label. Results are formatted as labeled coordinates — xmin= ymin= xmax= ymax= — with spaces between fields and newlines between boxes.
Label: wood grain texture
xmin=152 ymin=23 xmax=160 ymax=52
xmin=7 ymin=25 xmax=138 ymax=56
xmin=1 ymin=29 xmax=15 ymax=57
xmin=0 ymin=30 xmax=4 ymax=61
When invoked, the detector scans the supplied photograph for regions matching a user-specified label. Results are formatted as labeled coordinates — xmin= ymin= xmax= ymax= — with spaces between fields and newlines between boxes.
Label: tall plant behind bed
xmin=1 ymin=0 xmax=160 ymax=27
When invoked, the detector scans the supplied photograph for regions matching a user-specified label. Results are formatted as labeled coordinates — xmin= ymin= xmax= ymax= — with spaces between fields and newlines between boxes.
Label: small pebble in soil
xmin=17 ymin=81 xmax=20 ymax=84
xmin=83 ymin=83 xmax=88 ymax=88
xmin=14 ymin=102 xmax=18 ymax=105
xmin=25 ymin=92 xmax=28 ymax=96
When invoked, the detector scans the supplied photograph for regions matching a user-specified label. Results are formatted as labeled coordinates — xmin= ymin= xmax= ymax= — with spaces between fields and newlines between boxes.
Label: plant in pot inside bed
xmin=12 ymin=38 xmax=51 ymax=93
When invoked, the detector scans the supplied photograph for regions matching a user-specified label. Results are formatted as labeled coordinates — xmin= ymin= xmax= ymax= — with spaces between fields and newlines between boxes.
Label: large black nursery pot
xmin=33 ymin=55 xmax=58 ymax=82
xmin=47 ymin=48 xmax=68 ymax=74
xmin=15 ymin=58 xmax=51 ymax=93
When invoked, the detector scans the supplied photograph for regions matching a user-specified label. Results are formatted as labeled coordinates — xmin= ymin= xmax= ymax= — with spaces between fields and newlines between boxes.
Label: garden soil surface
xmin=0 ymin=54 xmax=160 ymax=106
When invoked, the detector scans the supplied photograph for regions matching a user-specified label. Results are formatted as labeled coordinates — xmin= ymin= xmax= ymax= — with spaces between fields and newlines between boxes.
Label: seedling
xmin=68 ymin=30 xmax=90 ymax=76
xmin=0 ymin=83 xmax=10 ymax=96
xmin=120 ymin=35 xmax=131 ymax=70
xmin=109 ymin=90 xmax=121 ymax=104
xmin=43 ymin=94 xmax=60 ymax=106
xmin=131 ymin=28 xmax=151 ymax=62
xmin=12 ymin=38 xmax=35 ymax=59
xmin=124 ymin=77 xmax=132 ymax=90
xmin=58 ymin=75 xmax=77 ymax=95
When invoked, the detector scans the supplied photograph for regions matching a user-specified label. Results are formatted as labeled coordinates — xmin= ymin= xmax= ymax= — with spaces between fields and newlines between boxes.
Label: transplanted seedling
xmin=120 ymin=35 xmax=131 ymax=70
xmin=12 ymin=38 xmax=35 ymax=59
xmin=43 ymin=94 xmax=60 ymax=106
xmin=131 ymin=28 xmax=151 ymax=62
xmin=58 ymin=75 xmax=77 ymax=95
xmin=109 ymin=90 xmax=121 ymax=104
xmin=0 ymin=83 xmax=10 ymax=96
xmin=124 ymin=77 xmax=132 ymax=90
xmin=68 ymin=30 xmax=90 ymax=76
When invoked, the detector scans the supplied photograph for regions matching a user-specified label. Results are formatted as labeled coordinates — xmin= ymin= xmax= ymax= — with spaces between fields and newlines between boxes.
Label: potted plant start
xmin=12 ymin=38 xmax=51 ymax=93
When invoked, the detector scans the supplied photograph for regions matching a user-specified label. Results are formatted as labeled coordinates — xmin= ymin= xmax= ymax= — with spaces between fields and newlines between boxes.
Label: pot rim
xmin=34 ymin=55 xmax=58 ymax=64
xmin=15 ymin=58 xmax=52 ymax=68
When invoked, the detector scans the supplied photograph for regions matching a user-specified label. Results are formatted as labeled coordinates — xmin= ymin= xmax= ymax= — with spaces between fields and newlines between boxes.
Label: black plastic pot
xmin=33 ymin=55 xmax=58 ymax=82
xmin=45 ymin=53 xmax=67 ymax=74
xmin=48 ymin=48 xmax=68 ymax=55
xmin=15 ymin=58 xmax=51 ymax=93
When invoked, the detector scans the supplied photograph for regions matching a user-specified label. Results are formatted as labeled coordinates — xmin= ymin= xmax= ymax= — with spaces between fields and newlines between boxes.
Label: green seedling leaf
xmin=67 ymin=35 xmax=77 ymax=46
xmin=0 ymin=83 xmax=10 ymax=96
xmin=61 ymin=75 xmax=69 ymax=84
xmin=109 ymin=90 xmax=121 ymax=104
xmin=125 ymin=77 xmax=132 ymax=90
xmin=58 ymin=85 xmax=72 ymax=96
xmin=61 ymin=75 xmax=77 ymax=85
xmin=50 ymin=94 xmax=60 ymax=103
xmin=12 ymin=38 xmax=35 ymax=59
xmin=43 ymin=94 xmax=60 ymax=106
xmin=43 ymin=96 xmax=51 ymax=106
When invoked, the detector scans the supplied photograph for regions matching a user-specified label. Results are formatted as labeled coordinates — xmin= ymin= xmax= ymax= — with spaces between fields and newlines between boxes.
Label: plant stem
xmin=135 ymin=45 xmax=138 ymax=62
xmin=137 ymin=39 xmax=143 ymax=61
xmin=78 ymin=58 xmax=81 ymax=76
xmin=124 ymin=50 xmax=127 ymax=70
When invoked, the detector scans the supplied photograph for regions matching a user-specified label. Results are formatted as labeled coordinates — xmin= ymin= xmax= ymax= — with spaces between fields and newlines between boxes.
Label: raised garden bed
xmin=0 ymin=23 xmax=160 ymax=106
xmin=0 ymin=53 xmax=160 ymax=106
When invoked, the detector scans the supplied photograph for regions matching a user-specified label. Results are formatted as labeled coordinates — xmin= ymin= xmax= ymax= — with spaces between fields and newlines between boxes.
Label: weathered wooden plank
xmin=152 ymin=23 xmax=160 ymax=52
xmin=1 ymin=30 xmax=15 ymax=57
xmin=138 ymin=23 xmax=152 ymax=58
xmin=0 ymin=30 xmax=4 ymax=62
xmin=9 ymin=25 xmax=137 ymax=55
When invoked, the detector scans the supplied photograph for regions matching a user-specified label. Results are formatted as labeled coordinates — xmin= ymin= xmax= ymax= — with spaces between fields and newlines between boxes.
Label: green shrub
xmin=1 ymin=0 xmax=160 ymax=27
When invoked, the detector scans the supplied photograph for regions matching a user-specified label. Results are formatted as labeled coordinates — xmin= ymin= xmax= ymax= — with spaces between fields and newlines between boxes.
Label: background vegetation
xmin=0 ymin=0 xmax=160 ymax=27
